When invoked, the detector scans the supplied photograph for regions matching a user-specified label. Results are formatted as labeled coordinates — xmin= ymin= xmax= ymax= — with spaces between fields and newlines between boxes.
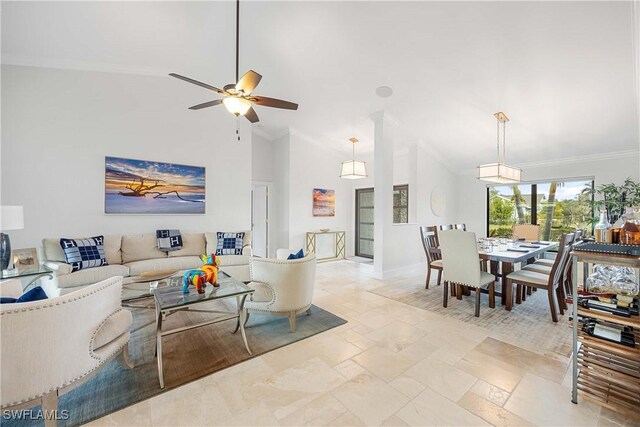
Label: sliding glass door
xmin=487 ymin=179 xmax=594 ymax=239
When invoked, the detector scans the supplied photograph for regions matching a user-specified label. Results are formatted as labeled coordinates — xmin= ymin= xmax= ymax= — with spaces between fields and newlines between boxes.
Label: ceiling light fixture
xmin=375 ymin=86 xmax=393 ymax=98
xmin=222 ymin=96 xmax=252 ymax=116
xmin=477 ymin=112 xmax=522 ymax=184
xmin=340 ymin=137 xmax=368 ymax=179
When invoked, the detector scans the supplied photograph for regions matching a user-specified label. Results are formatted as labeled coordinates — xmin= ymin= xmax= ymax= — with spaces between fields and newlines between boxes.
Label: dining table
xmin=478 ymin=240 xmax=559 ymax=310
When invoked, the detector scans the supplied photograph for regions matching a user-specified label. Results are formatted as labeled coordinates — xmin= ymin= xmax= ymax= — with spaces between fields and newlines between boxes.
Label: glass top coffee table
xmin=121 ymin=270 xmax=179 ymax=305
xmin=152 ymin=271 xmax=254 ymax=388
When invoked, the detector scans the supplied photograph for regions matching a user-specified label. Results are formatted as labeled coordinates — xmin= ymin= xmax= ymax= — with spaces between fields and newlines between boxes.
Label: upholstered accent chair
xmin=246 ymin=252 xmax=317 ymax=332
xmin=513 ymin=224 xmax=540 ymax=241
xmin=1 ymin=276 xmax=133 ymax=426
xmin=439 ymin=230 xmax=496 ymax=317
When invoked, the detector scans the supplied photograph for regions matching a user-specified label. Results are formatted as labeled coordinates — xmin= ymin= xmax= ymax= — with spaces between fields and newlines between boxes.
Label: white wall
xmin=1 ymin=65 xmax=252 ymax=249
xmin=251 ymin=133 xmax=274 ymax=183
xmin=271 ymin=132 xmax=290 ymax=255
xmin=288 ymin=130 xmax=353 ymax=255
xmin=455 ymin=153 xmax=640 ymax=237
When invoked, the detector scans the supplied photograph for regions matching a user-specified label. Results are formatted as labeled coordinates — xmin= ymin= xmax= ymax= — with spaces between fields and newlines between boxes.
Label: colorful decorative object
xmin=105 ymin=156 xmax=205 ymax=214
xmin=313 ymin=188 xmax=335 ymax=217
xmin=182 ymin=254 xmax=221 ymax=294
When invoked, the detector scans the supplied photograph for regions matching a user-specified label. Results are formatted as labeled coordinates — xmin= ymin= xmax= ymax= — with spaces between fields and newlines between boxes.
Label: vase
xmin=619 ymin=207 xmax=640 ymax=245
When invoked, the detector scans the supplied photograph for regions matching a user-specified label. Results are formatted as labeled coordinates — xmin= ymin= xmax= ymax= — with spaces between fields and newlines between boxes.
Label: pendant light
xmin=340 ymin=137 xmax=367 ymax=179
xmin=477 ymin=112 xmax=522 ymax=184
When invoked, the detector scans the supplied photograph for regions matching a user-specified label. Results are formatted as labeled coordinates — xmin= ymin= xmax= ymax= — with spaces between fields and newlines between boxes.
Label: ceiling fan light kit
xmin=340 ymin=137 xmax=368 ymax=179
xmin=477 ymin=112 xmax=522 ymax=184
xmin=169 ymin=0 xmax=298 ymax=124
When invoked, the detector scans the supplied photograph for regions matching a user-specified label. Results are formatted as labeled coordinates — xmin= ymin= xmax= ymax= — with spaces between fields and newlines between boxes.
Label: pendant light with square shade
xmin=477 ymin=112 xmax=522 ymax=184
xmin=340 ymin=138 xmax=367 ymax=179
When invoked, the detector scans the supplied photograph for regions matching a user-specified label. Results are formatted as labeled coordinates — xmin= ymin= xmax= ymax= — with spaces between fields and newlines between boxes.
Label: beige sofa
xmin=41 ymin=231 xmax=252 ymax=296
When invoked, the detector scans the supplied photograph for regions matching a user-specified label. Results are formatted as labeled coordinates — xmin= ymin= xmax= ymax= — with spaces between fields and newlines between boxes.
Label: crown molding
xmin=458 ymin=149 xmax=640 ymax=176
xmin=2 ymin=54 xmax=169 ymax=77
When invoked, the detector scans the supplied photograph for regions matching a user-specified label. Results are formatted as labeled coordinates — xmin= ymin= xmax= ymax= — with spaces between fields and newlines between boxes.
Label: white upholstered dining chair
xmin=246 ymin=252 xmax=317 ymax=332
xmin=439 ymin=230 xmax=496 ymax=317
xmin=1 ymin=276 xmax=133 ymax=426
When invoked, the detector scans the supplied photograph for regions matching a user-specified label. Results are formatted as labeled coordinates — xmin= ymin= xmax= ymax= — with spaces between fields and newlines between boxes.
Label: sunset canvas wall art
xmin=313 ymin=188 xmax=335 ymax=217
xmin=105 ymin=156 xmax=205 ymax=214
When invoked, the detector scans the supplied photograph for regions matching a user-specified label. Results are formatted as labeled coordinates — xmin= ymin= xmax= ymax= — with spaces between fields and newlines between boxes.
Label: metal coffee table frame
xmin=153 ymin=272 xmax=254 ymax=389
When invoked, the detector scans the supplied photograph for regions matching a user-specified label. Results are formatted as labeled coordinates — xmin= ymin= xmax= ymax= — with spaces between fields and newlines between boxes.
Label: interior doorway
xmin=251 ymin=184 xmax=269 ymax=258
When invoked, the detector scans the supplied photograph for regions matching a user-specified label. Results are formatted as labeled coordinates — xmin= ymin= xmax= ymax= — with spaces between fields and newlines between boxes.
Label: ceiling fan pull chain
xmin=236 ymin=117 xmax=241 ymax=142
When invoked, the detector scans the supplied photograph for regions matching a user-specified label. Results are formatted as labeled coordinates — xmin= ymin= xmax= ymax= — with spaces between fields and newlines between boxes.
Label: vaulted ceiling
xmin=2 ymin=1 xmax=638 ymax=169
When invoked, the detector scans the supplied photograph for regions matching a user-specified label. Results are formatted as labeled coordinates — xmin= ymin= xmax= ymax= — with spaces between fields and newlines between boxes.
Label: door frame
xmin=251 ymin=181 xmax=271 ymax=258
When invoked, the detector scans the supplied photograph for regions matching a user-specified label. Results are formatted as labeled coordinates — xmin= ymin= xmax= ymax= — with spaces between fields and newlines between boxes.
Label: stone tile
xmin=327 ymin=411 xmax=366 ymax=426
xmin=249 ymin=357 xmax=347 ymax=420
xmin=396 ymin=387 xmax=490 ymax=426
xmin=469 ymin=380 xmax=511 ymax=407
xmin=380 ymin=414 xmax=409 ymax=426
xmin=335 ymin=328 xmax=377 ymax=350
xmin=397 ymin=336 xmax=439 ymax=363
xmin=279 ymin=393 xmax=347 ymax=426
xmin=87 ymin=400 xmax=152 ymax=426
xmin=474 ymin=337 xmax=568 ymax=384
xmin=303 ymin=332 xmax=364 ymax=367
xmin=334 ymin=359 xmax=368 ymax=380
xmin=352 ymin=346 xmax=419 ymax=382
xmin=331 ymin=372 xmax=410 ymax=426
xmin=458 ymin=390 xmax=533 ymax=426
xmin=404 ymin=357 xmax=478 ymax=402
xmin=148 ymin=381 xmax=233 ymax=426
xmin=504 ymin=373 xmax=600 ymax=426
xmin=364 ymin=320 xmax=428 ymax=352
xmin=388 ymin=375 xmax=427 ymax=399
xmin=454 ymin=350 xmax=524 ymax=392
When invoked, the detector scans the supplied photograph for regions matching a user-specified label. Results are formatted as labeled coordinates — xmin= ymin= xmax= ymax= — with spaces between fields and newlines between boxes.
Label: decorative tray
xmin=573 ymin=242 xmax=640 ymax=256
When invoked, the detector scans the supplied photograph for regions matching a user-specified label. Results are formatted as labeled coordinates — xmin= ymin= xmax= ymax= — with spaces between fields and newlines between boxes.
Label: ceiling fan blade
xmin=235 ymin=70 xmax=262 ymax=95
xmin=250 ymin=96 xmax=298 ymax=110
xmin=188 ymin=99 xmax=223 ymax=110
xmin=169 ymin=73 xmax=224 ymax=93
xmin=244 ymin=106 xmax=259 ymax=123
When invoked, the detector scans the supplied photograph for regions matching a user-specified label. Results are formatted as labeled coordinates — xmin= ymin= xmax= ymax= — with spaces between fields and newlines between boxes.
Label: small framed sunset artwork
xmin=313 ymin=188 xmax=335 ymax=217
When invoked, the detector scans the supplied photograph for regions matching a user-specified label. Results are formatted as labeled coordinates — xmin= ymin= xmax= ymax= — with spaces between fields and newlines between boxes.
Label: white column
xmin=370 ymin=111 xmax=398 ymax=277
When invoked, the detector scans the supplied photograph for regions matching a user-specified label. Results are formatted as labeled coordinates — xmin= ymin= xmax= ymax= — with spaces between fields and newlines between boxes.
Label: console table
xmin=306 ymin=230 xmax=346 ymax=262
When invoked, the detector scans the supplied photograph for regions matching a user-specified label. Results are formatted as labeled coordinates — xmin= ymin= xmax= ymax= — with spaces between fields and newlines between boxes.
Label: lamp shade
xmin=0 ymin=206 xmax=24 ymax=231
xmin=223 ymin=97 xmax=251 ymax=116
xmin=340 ymin=160 xmax=367 ymax=179
xmin=477 ymin=163 xmax=522 ymax=184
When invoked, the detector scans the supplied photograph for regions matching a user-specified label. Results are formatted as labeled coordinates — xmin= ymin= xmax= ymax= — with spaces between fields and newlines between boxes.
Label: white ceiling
xmin=2 ymin=1 xmax=638 ymax=169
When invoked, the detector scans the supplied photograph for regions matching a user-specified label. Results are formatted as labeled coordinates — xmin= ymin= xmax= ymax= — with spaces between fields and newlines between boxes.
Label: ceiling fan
xmin=169 ymin=0 xmax=298 ymax=124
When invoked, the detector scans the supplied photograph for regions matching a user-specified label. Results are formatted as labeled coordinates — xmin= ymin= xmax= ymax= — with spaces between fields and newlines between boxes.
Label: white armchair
xmin=1 ymin=276 xmax=133 ymax=426
xmin=246 ymin=253 xmax=317 ymax=332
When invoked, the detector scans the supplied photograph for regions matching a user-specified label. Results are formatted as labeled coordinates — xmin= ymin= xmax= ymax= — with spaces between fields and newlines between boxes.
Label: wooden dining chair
xmin=439 ymin=224 xmax=454 ymax=231
xmin=513 ymin=224 xmax=540 ymax=241
xmin=439 ymin=230 xmax=496 ymax=317
xmin=454 ymin=223 xmax=467 ymax=231
xmin=419 ymin=226 xmax=443 ymax=289
xmin=525 ymin=229 xmax=584 ymax=309
xmin=505 ymin=232 xmax=575 ymax=322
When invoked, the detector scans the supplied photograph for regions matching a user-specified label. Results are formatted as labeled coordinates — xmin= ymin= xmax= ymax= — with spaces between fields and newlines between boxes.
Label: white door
xmin=251 ymin=185 xmax=268 ymax=258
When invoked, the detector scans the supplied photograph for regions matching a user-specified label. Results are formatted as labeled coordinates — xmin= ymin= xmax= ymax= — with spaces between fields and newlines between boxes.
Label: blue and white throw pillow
xmin=60 ymin=236 xmax=108 ymax=272
xmin=215 ymin=232 xmax=245 ymax=255
xmin=156 ymin=229 xmax=183 ymax=252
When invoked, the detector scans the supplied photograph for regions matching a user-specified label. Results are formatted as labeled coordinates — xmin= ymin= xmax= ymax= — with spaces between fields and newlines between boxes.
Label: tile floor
xmin=89 ymin=261 xmax=636 ymax=426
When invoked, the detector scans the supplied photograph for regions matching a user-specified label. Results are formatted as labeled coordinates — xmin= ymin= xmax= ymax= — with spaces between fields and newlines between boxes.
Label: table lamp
xmin=1 ymin=206 xmax=24 ymax=270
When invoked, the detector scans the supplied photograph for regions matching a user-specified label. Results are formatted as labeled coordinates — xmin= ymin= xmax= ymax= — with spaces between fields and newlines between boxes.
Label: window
xmin=393 ymin=185 xmax=409 ymax=224
xmin=487 ymin=179 xmax=593 ymax=241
